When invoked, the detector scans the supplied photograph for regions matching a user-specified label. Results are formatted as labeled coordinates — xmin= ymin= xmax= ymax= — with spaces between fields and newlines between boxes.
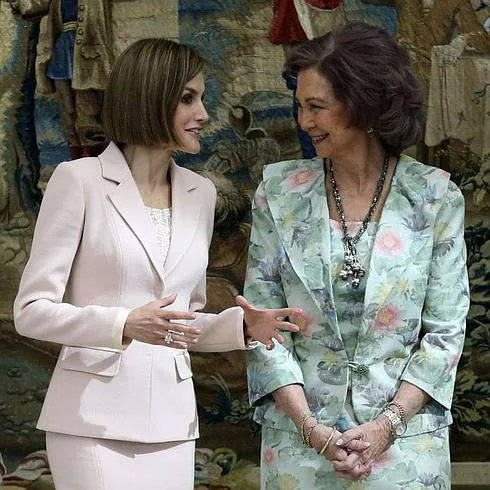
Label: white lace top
xmin=145 ymin=207 xmax=172 ymax=265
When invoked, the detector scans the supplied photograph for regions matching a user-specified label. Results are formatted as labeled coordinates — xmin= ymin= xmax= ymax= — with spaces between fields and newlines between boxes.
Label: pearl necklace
xmin=327 ymin=155 xmax=390 ymax=289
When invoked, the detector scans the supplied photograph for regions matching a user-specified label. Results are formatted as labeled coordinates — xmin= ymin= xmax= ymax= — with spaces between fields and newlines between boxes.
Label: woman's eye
xmin=181 ymin=93 xmax=193 ymax=104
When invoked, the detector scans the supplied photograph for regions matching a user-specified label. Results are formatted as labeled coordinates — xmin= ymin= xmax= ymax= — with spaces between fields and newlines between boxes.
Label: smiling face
xmin=172 ymin=72 xmax=209 ymax=154
xmin=296 ymin=67 xmax=364 ymax=161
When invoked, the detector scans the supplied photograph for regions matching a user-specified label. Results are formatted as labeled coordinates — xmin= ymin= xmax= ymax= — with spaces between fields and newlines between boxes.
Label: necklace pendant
xmin=339 ymin=250 xmax=365 ymax=287
xmin=351 ymin=260 xmax=365 ymax=277
xmin=339 ymin=264 xmax=351 ymax=280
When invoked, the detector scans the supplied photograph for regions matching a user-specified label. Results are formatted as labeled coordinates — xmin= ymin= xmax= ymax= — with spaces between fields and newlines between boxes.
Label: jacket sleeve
xmin=401 ymin=181 xmax=469 ymax=408
xmin=245 ymin=181 xmax=304 ymax=406
xmin=186 ymin=176 xmax=247 ymax=352
xmin=14 ymin=162 xmax=130 ymax=350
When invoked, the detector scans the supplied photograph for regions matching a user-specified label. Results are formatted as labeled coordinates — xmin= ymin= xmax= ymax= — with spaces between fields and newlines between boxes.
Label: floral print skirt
xmin=260 ymin=425 xmax=450 ymax=489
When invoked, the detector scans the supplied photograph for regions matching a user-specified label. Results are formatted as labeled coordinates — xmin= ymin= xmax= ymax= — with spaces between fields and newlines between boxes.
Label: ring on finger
xmin=169 ymin=329 xmax=185 ymax=337
xmin=164 ymin=331 xmax=173 ymax=344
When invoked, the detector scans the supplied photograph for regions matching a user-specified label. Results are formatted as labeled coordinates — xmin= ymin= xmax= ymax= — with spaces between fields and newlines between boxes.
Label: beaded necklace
xmin=327 ymin=154 xmax=390 ymax=288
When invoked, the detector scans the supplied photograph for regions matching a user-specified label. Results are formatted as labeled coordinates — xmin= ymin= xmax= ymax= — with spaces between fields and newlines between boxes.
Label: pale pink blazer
xmin=14 ymin=142 xmax=246 ymax=443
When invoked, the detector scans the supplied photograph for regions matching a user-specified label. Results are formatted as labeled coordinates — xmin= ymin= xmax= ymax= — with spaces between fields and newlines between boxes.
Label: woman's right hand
xmin=310 ymin=424 xmax=370 ymax=463
xmin=123 ymin=293 xmax=201 ymax=349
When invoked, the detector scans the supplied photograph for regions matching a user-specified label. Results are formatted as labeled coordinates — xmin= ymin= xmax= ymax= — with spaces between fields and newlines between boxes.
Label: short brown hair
xmin=102 ymin=38 xmax=205 ymax=147
xmin=285 ymin=22 xmax=424 ymax=155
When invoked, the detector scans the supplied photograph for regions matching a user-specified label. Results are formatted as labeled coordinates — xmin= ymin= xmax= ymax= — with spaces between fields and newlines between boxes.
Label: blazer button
xmin=355 ymin=364 xmax=369 ymax=376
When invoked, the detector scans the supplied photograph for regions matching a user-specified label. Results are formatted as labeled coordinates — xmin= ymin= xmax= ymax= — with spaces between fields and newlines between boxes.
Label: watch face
xmin=395 ymin=420 xmax=407 ymax=436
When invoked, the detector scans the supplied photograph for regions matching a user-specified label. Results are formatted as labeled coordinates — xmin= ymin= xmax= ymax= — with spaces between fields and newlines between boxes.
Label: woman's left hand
xmin=331 ymin=417 xmax=393 ymax=479
xmin=236 ymin=295 xmax=303 ymax=350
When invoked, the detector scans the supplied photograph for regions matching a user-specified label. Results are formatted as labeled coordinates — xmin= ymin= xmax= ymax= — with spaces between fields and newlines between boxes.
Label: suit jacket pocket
xmin=174 ymin=352 xmax=193 ymax=381
xmin=59 ymin=346 xmax=122 ymax=377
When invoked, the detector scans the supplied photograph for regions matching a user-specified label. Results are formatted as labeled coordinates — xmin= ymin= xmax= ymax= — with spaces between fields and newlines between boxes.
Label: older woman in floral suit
xmin=244 ymin=22 xmax=469 ymax=489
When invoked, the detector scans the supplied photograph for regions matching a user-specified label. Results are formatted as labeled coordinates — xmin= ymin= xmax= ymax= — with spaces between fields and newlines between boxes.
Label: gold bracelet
xmin=319 ymin=426 xmax=336 ymax=455
xmin=298 ymin=412 xmax=314 ymax=444
xmin=305 ymin=419 xmax=318 ymax=448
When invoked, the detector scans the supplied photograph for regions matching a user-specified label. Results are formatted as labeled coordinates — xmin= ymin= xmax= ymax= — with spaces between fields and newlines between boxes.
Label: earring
xmin=367 ymin=127 xmax=374 ymax=135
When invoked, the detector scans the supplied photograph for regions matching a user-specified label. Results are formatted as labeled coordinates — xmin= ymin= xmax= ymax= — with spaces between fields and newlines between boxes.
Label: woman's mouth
xmin=311 ymin=133 xmax=328 ymax=144
xmin=186 ymin=128 xmax=201 ymax=139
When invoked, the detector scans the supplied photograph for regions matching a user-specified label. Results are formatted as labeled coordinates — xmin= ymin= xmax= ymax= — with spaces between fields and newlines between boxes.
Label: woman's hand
xmin=310 ymin=424 xmax=370 ymax=464
xmin=123 ymin=293 xmax=200 ymax=349
xmin=235 ymin=295 xmax=303 ymax=350
xmin=332 ymin=417 xmax=393 ymax=479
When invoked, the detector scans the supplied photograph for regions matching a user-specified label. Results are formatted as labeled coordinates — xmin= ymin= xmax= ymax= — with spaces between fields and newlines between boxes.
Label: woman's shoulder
xmin=397 ymin=154 xmax=449 ymax=181
xmin=262 ymin=157 xmax=323 ymax=181
xmin=48 ymin=155 xmax=102 ymax=183
xmin=397 ymin=154 xmax=453 ymax=186
xmin=396 ymin=154 xmax=462 ymax=202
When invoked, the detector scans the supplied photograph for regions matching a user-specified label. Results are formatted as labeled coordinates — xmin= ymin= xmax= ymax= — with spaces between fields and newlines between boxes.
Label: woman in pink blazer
xmin=13 ymin=38 xmax=302 ymax=490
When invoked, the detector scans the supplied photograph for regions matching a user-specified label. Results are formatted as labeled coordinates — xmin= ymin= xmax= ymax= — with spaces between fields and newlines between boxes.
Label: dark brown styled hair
xmin=285 ymin=22 xmax=425 ymax=155
xmin=102 ymin=38 xmax=205 ymax=147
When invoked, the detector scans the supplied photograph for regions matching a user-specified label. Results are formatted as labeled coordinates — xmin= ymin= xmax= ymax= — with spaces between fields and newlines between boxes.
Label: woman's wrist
xmin=309 ymin=424 xmax=336 ymax=456
xmin=374 ymin=413 xmax=395 ymax=446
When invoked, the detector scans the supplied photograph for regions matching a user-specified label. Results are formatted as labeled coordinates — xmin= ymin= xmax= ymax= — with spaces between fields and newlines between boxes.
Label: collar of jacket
xmin=97 ymin=141 xmax=204 ymax=283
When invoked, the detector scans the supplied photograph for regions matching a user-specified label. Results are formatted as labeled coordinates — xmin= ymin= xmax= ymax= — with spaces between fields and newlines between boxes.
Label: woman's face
xmin=296 ymin=67 xmax=363 ymax=161
xmin=173 ymin=72 xmax=209 ymax=154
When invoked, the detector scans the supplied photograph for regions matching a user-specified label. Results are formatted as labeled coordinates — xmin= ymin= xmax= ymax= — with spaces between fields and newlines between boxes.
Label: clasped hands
xmin=123 ymin=293 xmax=303 ymax=349
xmin=308 ymin=417 xmax=393 ymax=480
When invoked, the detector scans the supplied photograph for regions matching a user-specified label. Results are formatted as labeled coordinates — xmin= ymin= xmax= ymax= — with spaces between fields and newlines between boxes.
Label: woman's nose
xmin=197 ymin=101 xmax=209 ymax=123
xmin=298 ymin=109 xmax=312 ymax=132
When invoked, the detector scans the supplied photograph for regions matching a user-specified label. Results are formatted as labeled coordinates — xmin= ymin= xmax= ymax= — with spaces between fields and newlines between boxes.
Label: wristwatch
xmin=381 ymin=406 xmax=407 ymax=438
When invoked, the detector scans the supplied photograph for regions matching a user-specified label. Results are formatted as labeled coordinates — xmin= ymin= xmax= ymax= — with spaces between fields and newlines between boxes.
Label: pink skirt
xmin=46 ymin=431 xmax=195 ymax=489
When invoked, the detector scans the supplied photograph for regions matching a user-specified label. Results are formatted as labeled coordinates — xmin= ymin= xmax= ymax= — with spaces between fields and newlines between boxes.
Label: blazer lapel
xmin=265 ymin=158 xmax=339 ymax=334
xmin=361 ymin=155 xmax=433 ymax=334
xmin=163 ymin=161 xmax=201 ymax=277
xmin=99 ymin=142 xmax=166 ymax=284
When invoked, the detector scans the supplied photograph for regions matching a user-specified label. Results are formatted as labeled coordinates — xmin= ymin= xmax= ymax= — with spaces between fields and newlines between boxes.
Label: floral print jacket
xmin=245 ymin=155 xmax=469 ymax=437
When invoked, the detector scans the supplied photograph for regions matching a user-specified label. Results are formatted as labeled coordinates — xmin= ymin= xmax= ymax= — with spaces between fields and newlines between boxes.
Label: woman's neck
xmin=124 ymin=144 xmax=173 ymax=208
xmin=328 ymin=139 xmax=387 ymax=193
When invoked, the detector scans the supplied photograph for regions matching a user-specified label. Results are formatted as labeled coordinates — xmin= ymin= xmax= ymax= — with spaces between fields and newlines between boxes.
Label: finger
xmin=235 ymin=295 xmax=252 ymax=310
xmin=335 ymin=464 xmax=370 ymax=480
xmin=157 ymin=310 xmax=197 ymax=321
xmin=168 ymin=329 xmax=199 ymax=344
xmin=343 ymin=439 xmax=371 ymax=452
xmin=165 ymin=324 xmax=201 ymax=336
xmin=335 ymin=431 xmax=362 ymax=447
xmin=271 ymin=331 xmax=285 ymax=344
xmin=161 ymin=323 xmax=201 ymax=342
xmin=166 ymin=340 xmax=188 ymax=349
xmin=265 ymin=341 xmax=275 ymax=350
xmin=351 ymin=462 xmax=373 ymax=479
xmin=332 ymin=452 xmax=364 ymax=472
xmin=272 ymin=306 xmax=304 ymax=319
xmin=156 ymin=293 xmax=177 ymax=308
xmin=275 ymin=320 xmax=300 ymax=333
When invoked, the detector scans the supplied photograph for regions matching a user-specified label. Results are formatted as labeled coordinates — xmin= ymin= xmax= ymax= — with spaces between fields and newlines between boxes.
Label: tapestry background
xmin=0 ymin=1 xmax=488 ymax=488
